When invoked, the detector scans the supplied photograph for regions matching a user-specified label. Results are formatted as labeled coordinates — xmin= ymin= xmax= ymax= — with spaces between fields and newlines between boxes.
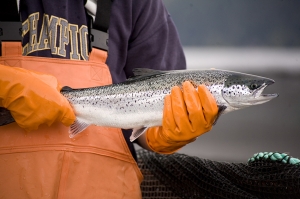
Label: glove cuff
xmin=145 ymin=127 xmax=194 ymax=154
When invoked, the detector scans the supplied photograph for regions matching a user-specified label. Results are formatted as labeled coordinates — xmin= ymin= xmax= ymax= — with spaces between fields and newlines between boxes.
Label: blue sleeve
xmin=106 ymin=0 xmax=186 ymax=83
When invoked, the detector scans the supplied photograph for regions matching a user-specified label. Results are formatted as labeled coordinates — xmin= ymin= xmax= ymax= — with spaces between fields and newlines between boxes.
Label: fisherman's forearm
xmin=136 ymin=133 xmax=154 ymax=152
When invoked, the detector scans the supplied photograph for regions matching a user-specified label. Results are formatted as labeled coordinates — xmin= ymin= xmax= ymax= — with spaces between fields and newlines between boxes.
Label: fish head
xmin=221 ymin=71 xmax=278 ymax=109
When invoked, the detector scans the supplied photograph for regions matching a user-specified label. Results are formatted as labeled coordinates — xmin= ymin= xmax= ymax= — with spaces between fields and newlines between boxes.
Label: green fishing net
xmin=137 ymin=149 xmax=300 ymax=199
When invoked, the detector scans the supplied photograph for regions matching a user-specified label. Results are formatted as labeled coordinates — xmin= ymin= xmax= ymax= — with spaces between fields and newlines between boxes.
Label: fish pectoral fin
xmin=69 ymin=118 xmax=90 ymax=138
xmin=213 ymin=105 xmax=227 ymax=125
xmin=130 ymin=127 xmax=148 ymax=142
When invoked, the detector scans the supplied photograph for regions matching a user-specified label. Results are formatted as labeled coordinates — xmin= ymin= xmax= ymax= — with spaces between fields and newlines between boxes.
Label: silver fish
xmin=0 ymin=69 xmax=278 ymax=141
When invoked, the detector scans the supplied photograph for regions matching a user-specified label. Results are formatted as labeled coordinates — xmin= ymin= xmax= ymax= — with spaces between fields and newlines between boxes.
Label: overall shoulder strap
xmin=94 ymin=0 xmax=112 ymax=32
xmin=90 ymin=0 xmax=112 ymax=51
xmin=0 ymin=0 xmax=22 ymax=55
xmin=0 ymin=0 xmax=20 ymax=21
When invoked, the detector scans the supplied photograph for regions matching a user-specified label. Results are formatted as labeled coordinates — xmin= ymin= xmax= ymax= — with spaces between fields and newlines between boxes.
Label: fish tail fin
xmin=0 ymin=107 xmax=15 ymax=126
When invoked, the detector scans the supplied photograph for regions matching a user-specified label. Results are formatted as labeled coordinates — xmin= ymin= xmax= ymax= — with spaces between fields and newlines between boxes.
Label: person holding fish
xmin=0 ymin=0 xmax=218 ymax=198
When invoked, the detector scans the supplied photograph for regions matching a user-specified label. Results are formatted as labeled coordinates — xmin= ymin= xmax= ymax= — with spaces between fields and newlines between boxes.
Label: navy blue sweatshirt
xmin=20 ymin=0 xmax=186 ymax=159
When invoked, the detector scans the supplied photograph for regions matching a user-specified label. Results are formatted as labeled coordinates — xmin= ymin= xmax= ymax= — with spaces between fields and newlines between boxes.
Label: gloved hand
xmin=0 ymin=64 xmax=75 ymax=131
xmin=146 ymin=81 xmax=218 ymax=154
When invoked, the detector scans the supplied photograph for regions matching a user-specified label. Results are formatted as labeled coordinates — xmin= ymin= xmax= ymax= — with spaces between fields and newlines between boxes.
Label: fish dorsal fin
xmin=127 ymin=68 xmax=168 ymax=81
xmin=132 ymin=68 xmax=166 ymax=77
xmin=69 ymin=118 xmax=90 ymax=138
xmin=61 ymin=86 xmax=74 ymax=92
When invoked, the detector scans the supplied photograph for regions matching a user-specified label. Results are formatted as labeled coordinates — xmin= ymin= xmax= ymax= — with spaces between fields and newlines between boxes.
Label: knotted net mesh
xmin=137 ymin=149 xmax=300 ymax=199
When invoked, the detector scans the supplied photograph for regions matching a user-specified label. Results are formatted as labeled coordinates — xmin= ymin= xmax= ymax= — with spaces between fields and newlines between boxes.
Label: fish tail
xmin=0 ymin=107 xmax=15 ymax=126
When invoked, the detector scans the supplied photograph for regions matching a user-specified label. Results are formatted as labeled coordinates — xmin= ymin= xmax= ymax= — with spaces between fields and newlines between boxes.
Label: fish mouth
xmin=253 ymin=81 xmax=278 ymax=104
xmin=254 ymin=93 xmax=279 ymax=104
xmin=253 ymin=79 xmax=279 ymax=104
xmin=250 ymin=80 xmax=278 ymax=106
xmin=244 ymin=79 xmax=279 ymax=105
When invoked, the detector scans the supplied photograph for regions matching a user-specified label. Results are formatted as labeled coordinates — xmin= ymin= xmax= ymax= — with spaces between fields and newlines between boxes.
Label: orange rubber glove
xmin=0 ymin=64 xmax=75 ymax=131
xmin=146 ymin=81 xmax=218 ymax=154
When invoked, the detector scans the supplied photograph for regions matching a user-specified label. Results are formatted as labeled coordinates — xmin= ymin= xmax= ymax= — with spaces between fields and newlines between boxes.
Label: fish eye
xmin=249 ymin=84 xmax=258 ymax=90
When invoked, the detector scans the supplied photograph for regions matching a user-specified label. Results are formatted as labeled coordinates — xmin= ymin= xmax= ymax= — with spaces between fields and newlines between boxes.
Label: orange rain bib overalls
xmin=0 ymin=42 xmax=143 ymax=199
